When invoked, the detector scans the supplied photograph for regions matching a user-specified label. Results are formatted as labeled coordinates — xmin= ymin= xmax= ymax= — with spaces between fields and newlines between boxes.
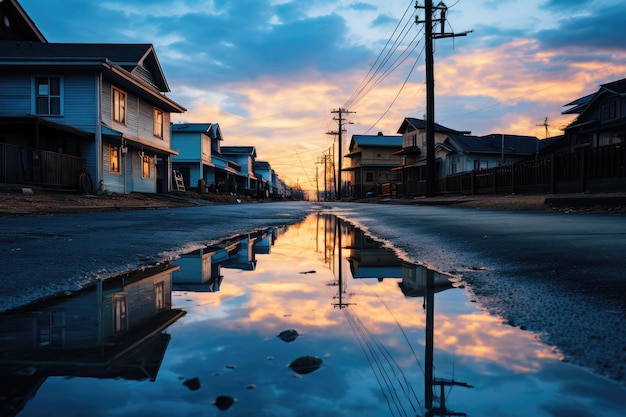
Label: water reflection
xmin=0 ymin=263 xmax=185 ymax=417
xmin=1 ymin=214 xmax=624 ymax=417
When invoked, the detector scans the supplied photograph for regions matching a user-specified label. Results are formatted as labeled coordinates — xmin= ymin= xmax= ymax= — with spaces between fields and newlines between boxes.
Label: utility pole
xmin=327 ymin=108 xmax=355 ymax=200
xmin=416 ymin=1 xmax=471 ymax=197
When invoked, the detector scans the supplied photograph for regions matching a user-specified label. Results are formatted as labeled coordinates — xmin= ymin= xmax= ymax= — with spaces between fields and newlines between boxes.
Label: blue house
xmin=171 ymin=122 xmax=240 ymax=192
xmin=0 ymin=0 xmax=186 ymax=194
xmin=220 ymin=146 xmax=258 ymax=196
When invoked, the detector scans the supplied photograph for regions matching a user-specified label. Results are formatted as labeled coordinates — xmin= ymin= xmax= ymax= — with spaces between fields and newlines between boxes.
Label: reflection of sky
xmin=18 ymin=215 xmax=625 ymax=417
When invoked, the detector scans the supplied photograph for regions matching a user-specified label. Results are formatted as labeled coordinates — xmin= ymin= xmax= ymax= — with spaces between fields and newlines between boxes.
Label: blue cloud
xmin=349 ymin=2 xmax=377 ymax=12
xmin=536 ymin=2 xmax=626 ymax=50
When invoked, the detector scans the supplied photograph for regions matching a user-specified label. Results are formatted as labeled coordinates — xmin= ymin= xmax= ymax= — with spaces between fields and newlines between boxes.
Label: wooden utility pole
xmin=416 ymin=1 xmax=471 ymax=197
xmin=328 ymin=108 xmax=355 ymax=200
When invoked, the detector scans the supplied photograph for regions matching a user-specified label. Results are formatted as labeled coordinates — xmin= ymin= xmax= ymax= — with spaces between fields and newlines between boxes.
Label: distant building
xmin=343 ymin=132 xmax=402 ymax=198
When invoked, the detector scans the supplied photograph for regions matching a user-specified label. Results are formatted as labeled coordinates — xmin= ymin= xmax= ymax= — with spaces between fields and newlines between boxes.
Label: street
xmin=1 ymin=201 xmax=625 ymax=385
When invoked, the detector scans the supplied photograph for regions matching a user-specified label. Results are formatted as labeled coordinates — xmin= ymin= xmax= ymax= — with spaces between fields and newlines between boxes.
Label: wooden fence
xmin=0 ymin=142 xmax=85 ymax=189
xmin=379 ymin=144 xmax=626 ymax=197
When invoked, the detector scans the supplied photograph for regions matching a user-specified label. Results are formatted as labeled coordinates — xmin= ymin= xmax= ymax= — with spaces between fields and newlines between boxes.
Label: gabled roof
xmin=444 ymin=133 xmax=540 ymax=155
xmin=0 ymin=0 xmax=46 ymax=42
xmin=397 ymin=117 xmax=468 ymax=135
xmin=0 ymin=41 xmax=171 ymax=92
xmin=171 ymin=123 xmax=223 ymax=140
xmin=350 ymin=134 xmax=402 ymax=150
xmin=562 ymin=77 xmax=626 ymax=116
xmin=220 ymin=146 xmax=257 ymax=157
xmin=254 ymin=161 xmax=271 ymax=170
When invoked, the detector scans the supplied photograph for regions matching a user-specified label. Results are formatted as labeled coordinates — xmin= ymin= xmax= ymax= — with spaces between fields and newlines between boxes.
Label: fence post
xmin=579 ymin=149 xmax=586 ymax=192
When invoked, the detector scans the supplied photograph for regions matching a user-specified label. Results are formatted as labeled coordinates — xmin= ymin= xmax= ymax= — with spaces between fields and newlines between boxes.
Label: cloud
xmin=536 ymin=2 xmax=626 ymax=50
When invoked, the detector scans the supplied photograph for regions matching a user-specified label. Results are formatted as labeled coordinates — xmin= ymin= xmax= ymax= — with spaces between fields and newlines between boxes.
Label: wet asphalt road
xmin=1 ymin=201 xmax=625 ymax=383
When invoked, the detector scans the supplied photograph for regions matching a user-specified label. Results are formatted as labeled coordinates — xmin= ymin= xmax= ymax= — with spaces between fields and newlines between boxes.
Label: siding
xmin=0 ymin=72 xmax=31 ymax=115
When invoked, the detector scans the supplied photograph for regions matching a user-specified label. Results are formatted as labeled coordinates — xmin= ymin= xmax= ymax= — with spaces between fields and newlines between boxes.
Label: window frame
xmin=153 ymin=108 xmax=164 ymax=138
xmin=112 ymin=87 xmax=127 ymax=124
xmin=34 ymin=76 xmax=63 ymax=116
xmin=110 ymin=145 xmax=121 ymax=174
xmin=142 ymin=154 xmax=151 ymax=179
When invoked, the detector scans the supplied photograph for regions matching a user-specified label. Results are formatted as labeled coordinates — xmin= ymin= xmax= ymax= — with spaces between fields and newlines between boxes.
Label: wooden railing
xmin=0 ymin=142 xmax=85 ymax=189
xmin=378 ymin=144 xmax=625 ymax=197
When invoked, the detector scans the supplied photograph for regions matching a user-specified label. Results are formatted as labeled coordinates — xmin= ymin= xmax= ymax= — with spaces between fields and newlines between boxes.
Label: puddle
xmin=0 ymin=213 xmax=623 ymax=416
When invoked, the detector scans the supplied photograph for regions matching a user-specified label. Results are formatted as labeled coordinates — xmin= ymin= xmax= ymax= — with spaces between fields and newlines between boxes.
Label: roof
xmin=445 ymin=133 xmax=540 ymax=155
xmin=254 ymin=161 xmax=271 ymax=170
xmin=562 ymin=77 xmax=626 ymax=115
xmin=0 ymin=0 xmax=46 ymax=42
xmin=0 ymin=41 xmax=172 ymax=92
xmin=350 ymin=134 xmax=402 ymax=149
xmin=220 ymin=146 xmax=257 ymax=157
xmin=171 ymin=123 xmax=223 ymax=140
xmin=397 ymin=117 xmax=468 ymax=135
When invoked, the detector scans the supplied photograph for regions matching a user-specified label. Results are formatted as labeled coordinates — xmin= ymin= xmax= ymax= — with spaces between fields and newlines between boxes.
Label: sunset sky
xmin=21 ymin=0 xmax=626 ymax=190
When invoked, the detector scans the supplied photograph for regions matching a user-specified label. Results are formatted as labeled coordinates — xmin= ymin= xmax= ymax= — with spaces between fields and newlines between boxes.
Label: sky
xmin=20 ymin=0 xmax=626 ymax=190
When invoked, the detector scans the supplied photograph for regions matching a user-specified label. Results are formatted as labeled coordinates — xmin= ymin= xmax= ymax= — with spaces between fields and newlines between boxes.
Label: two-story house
xmin=343 ymin=132 xmax=402 ymax=198
xmin=171 ymin=122 xmax=241 ymax=192
xmin=0 ymin=0 xmax=185 ymax=194
xmin=394 ymin=117 xmax=468 ymax=195
xmin=220 ymin=146 xmax=258 ymax=196
xmin=562 ymin=78 xmax=626 ymax=150
xmin=253 ymin=160 xmax=272 ymax=198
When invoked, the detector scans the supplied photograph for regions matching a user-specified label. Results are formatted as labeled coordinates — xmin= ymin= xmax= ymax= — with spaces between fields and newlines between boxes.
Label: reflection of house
xmin=397 ymin=267 xmax=454 ymax=297
xmin=171 ymin=123 xmax=240 ymax=192
xmin=172 ymin=243 xmax=239 ymax=292
xmin=172 ymin=231 xmax=275 ymax=291
xmin=0 ymin=262 xmax=185 ymax=417
xmin=0 ymin=0 xmax=186 ymax=193
xmin=561 ymin=78 xmax=626 ymax=150
xmin=343 ymin=132 xmax=402 ymax=198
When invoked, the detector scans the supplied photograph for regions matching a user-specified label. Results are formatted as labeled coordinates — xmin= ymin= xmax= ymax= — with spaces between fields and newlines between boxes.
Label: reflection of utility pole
xmin=424 ymin=268 xmax=472 ymax=417
xmin=330 ymin=219 xmax=353 ymax=309
xmin=416 ymin=1 xmax=471 ymax=197
xmin=327 ymin=108 xmax=355 ymax=200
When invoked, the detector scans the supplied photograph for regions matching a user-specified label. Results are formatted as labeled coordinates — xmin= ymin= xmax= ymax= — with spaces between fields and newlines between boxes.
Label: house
xmin=220 ymin=146 xmax=258 ymax=196
xmin=0 ymin=0 xmax=186 ymax=194
xmin=393 ymin=118 xmax=468 ymax=189
xmin=562 ymin=78 xmax=626 ymax=150
xmin=171 ymin=122 xmax=240 ymax=192
xmin=253 ymin=160 xmax=272 ymax=198
xmin=438 ymin=133 xmax=541 ymax=175
xmin=343 ymin=132 xmax=402 ymax=198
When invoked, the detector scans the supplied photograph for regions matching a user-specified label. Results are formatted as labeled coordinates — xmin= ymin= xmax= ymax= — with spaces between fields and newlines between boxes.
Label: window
xmin=35 ymin=77 xmax=61 ymax=115
xmin=153 ymin=108 xmax=164 ymax=138
xmin=155 ymin=281 xmax=165 ymax=311
xmin=113 ymin=295 xmax=128 ymax=334
xmin=112 ymin=88 xmax=127 ymax=124
xmin=473 ymin=160 xmax=489 ymax=171
xmin=142 ymin=154 xmax=151 ymax=178
xmin=110 ymin=145 xmax=120 ymax=174
xmin=366 ymin=171 xmax=374 ymax=182
xmin=35 ymin=311 xmax=65 ymax=347
xmin=601 ymin=100 xmax=617 ymax=122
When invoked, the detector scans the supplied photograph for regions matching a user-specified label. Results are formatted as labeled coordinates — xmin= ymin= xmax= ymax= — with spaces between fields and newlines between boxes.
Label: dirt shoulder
xmin=1 ymin=186 xmax=626 ymax=216
xmin=0 ymin=187 xmax=254 ymax=216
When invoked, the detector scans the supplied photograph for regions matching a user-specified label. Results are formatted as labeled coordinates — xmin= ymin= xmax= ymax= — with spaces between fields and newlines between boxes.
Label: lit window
xmin=112 ymin=88 xmax=126 ymax=124
xmin=142 ymin=154 xmax=150 ymax=178
xmin=35 ymin=77 xmax=61 ymax=115
xmin=110 ymin=145 xmax=120 ymax=174
xmin=153 ymin=108 xmax=164 ymax=138
xmin=155 ymin=282 xmax=165 ymax=311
